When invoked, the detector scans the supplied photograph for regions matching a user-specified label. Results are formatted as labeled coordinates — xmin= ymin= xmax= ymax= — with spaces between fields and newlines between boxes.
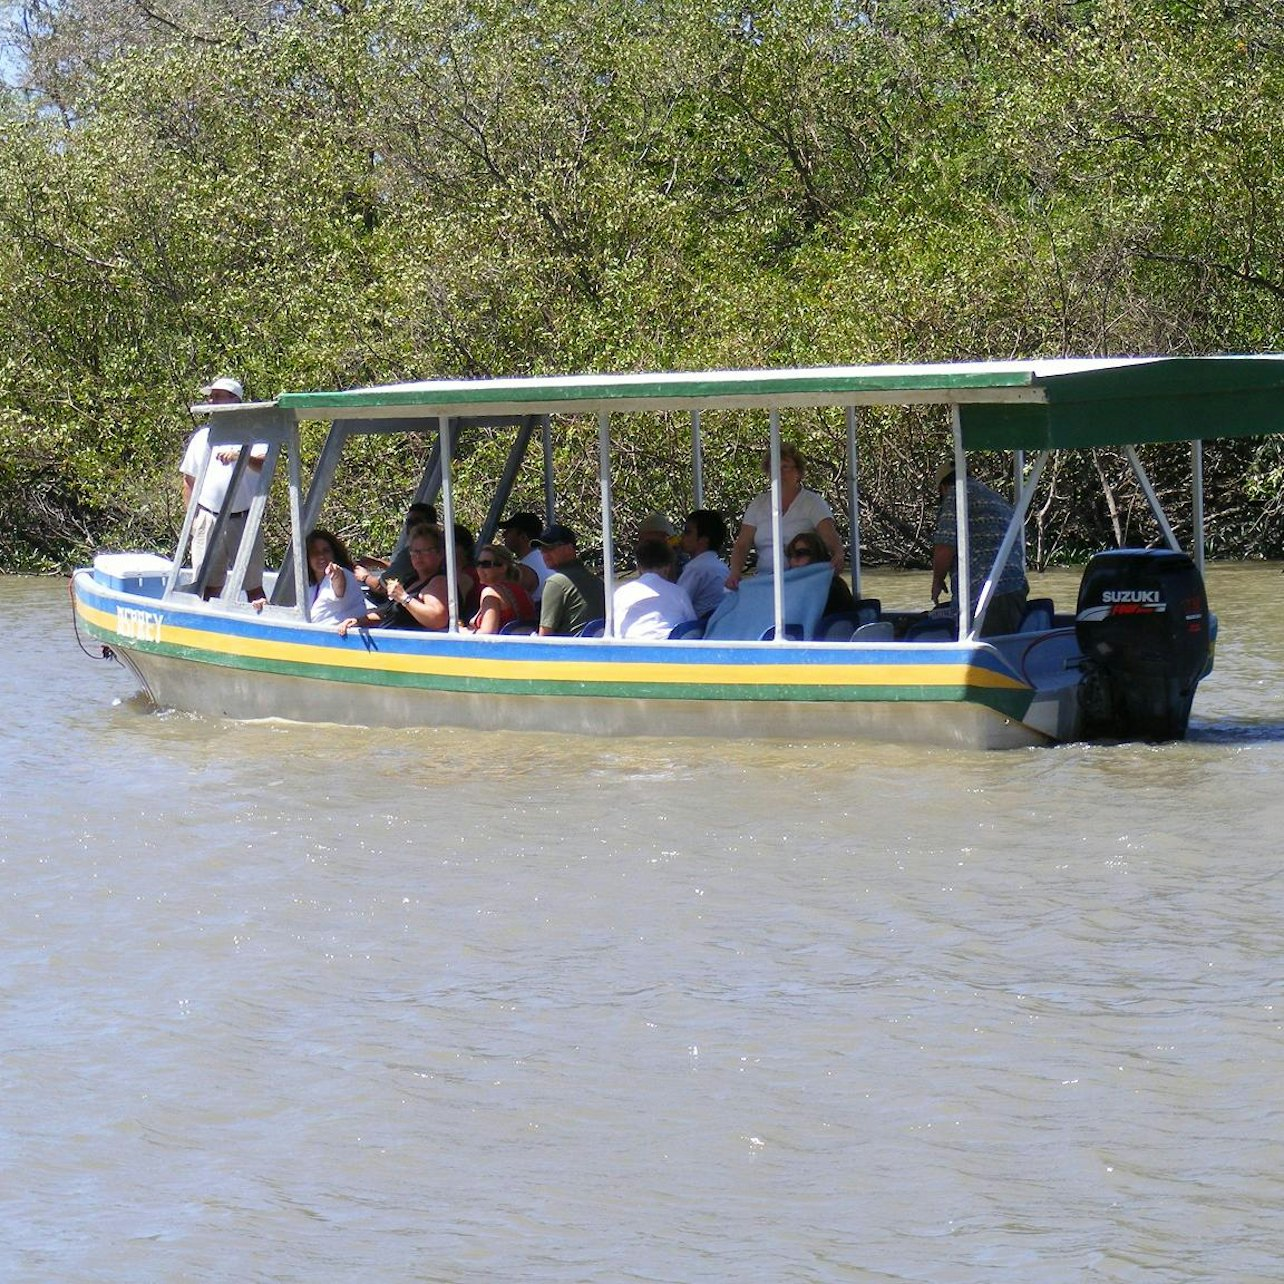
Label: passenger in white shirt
xmin=500 ymin=511 xmax=552 ymax=602
xmin=677 ymin=509 xmax=730 ymax=618
xmin=726 ymin=441 xmax=844 ymax=587
xmin=178 ymin=375 xmax=268 ymax=602
xmin=613 ymin=540 xmax=696 ymax=640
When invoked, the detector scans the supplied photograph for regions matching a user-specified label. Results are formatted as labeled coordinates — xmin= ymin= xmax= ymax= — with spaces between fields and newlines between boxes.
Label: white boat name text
xmin=117 ymin=607 xmax=164 ymax=642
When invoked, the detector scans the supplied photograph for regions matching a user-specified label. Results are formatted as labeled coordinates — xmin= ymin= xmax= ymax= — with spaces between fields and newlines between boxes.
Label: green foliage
xmin=5 ymin=0 xmax=1284 ymax=571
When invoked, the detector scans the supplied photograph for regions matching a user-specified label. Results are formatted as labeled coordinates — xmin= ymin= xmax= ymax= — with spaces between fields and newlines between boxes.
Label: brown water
xmin=4 ymin=567 xmax=1283 ymax=1281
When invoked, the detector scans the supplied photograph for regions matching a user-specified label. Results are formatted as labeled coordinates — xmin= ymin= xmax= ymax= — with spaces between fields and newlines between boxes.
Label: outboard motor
xmin=1075 ymin=549 xmax=1211 ymax=741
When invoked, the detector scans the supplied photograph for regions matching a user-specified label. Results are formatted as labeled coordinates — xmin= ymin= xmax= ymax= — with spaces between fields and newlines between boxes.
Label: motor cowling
xmin=1075 ymin=549 xmax=1211 ymax=742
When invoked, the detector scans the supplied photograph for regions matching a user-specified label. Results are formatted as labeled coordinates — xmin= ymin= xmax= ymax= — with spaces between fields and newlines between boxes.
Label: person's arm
xmin=327 ymin=563 xmax=348 ymax=597
xmin=931 ymin=544 xmax=953 ymax=604
xmin=469 ymin=587 xmax=505 ymax=635
xmin=394 ymin=575 xmax=450 ymax=630
xmin=726 ymin=522 xmax=756 ymax=589
xmin=214 ymin=445 xmax=267 ymax=469
xmin=538 ymin=576 xmax=564 ymax=635
xmin=338 ymin=610 xmax=381 ymax=636
xmin=817 ymin=516 xmax=844 ymax=572
xmin=181 ymin=473 xmax=195 ymax=507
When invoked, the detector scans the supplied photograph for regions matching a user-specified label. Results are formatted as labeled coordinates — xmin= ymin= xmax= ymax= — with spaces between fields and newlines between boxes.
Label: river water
xmin=4 ymin=567 xmax=1283 ymax=1282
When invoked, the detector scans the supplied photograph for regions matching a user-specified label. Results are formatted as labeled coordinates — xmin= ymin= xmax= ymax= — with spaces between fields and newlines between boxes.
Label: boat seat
xmin=1017 ymin=597 xmax=1055 ymax=633
xmin=759 ymin=623 xmax=805 ymax=641
xmin=817 ymin=599 xmax=884 ymax=641
xmin=852 ymin=620 xmax=895 ymax=641
xmin=905 ymin=614 xmax=957 ymax=642
xmin=499 ymin=619 xmax=538 ymax=635
xmin=853 ymin=598 xmax=881 ymax=626
xmin=668 ymin=618 xmax=706 ymax=640
xmin=577 ymin=618 xmax=606 ymax=637
xmin=817 ymin=612 xmax=859 ymax=642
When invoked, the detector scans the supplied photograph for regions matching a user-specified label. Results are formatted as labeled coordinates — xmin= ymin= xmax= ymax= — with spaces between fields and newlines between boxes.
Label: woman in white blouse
xmin=726 ymin=443 xmax=844 ymax=588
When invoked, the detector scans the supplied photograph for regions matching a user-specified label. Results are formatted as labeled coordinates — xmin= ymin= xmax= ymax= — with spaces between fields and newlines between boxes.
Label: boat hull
xmin=74 ymin=571 xmax=1050 ymax=750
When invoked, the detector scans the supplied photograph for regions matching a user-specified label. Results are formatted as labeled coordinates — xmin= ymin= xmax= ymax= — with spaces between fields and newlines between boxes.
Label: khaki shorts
xmin=192 ymin=507 xmax=264 ymax=592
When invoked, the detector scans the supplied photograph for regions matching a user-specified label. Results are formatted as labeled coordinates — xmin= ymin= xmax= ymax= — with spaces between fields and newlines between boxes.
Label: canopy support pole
xmin=542 ymin=417 xmax=556 ymax=522
xmin=691 ymin=411 xmax=704 ymax=509
xmin=439 ymin=416 xmax=459 ymax=632
xmin=950 ymin=407 xmax=971 ymax=640
xmin=769 ymin=409 xmax=785 ymax=643
xmin=1192 ymin=440 xmax=1206 ymax=575
xmin=845 ymin=406 xmax=862 ymax=598
xmin=1124 ymin=446 xmax=1181 ymax=552
xmin=598 ymin=411 xmax=616 ymax=637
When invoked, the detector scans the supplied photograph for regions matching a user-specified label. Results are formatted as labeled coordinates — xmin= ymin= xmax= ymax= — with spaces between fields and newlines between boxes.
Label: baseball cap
xmin=638 ymin=511 xmax=676 ymax=537
xmin=200 ymin=376 xmax=244 ymax=401
xmin=533 ymin=523 xmax=577 ymax=547
xmin=934 ymin=461 xmax=956 ymax=488
xmin=500 ymin=512 xmax=543 ymax=538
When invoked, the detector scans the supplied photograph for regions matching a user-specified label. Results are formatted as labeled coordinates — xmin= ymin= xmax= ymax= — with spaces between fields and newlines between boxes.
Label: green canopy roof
xmin=275 ymin=356 xmax=1284 ymax=450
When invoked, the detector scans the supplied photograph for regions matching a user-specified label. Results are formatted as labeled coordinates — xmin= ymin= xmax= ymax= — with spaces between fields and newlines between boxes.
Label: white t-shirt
xmin=613 ymin=573 xmax=696 ymax=640
xmin=521 ymin=549 xmax=552 ymax=602
xmin=741 ymin=488 xmax=834 ymax=574
xmin=677 ymin=549 xmax=730 ymax=617
xmin=180 ymin=425 xmax=265 ymax=513
xmin=308 ymin=567 xmax=369 ymax=625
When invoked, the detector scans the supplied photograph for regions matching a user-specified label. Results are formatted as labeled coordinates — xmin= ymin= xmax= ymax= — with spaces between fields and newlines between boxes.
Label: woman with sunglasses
xmin=466 ymin=544 xmax=536 ymax=634
xmin=786 ymin=531 xmax=856 ymax=615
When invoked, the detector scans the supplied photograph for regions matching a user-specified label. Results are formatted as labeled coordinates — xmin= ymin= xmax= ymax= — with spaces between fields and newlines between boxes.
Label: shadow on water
xmin=1188 ymin=718 xmax=1284 ymax=745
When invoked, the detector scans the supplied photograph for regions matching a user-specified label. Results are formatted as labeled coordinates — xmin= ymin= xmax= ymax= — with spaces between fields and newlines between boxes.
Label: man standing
xmin=677 ymin=509 xmax=730 ymax=618
xmin=535 ymin=524 xmax=605 ymax=636
xmin=179 ymin=376 xmax=267 ymax=602
xmin=614 ymin=540 xmax=696 ymax=640
xmin=500 ymin=511 xmax=551 ymax=602
xmin=930 ymin=463 xmax=1028 ymax=636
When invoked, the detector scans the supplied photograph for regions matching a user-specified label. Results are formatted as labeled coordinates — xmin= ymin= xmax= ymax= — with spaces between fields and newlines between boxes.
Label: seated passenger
xmin=785 ymin=531 xmax=855 ymax=615
xmin=500 ymin=511 xmax=551 ymax=602
xmin=353 ymin=501 xmax=438 ymax=597
xmin=677 ymin=509 xmax=730 ymax=618
xmin=467 ymin=544 xmax=536 ymax=634
xmin=303 ymin=528 xmax=368 ymax=625
xmin=613 ymin=539 xmax=696 ymax=640
xmin=338 ymin=524 xmax=467 ymax=636
xmin=534 ymin=524 xmax=606 ymax=636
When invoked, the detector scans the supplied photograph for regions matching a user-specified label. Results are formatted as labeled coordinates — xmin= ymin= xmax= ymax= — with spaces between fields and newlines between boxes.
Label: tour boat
xmin=71 ymin=356 xmax=1284 ymax=748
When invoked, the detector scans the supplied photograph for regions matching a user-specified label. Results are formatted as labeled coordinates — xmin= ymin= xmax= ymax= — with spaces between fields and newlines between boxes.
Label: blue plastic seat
xmin=499 ymin=619 xmax=538 ymax=635
xmin=577 ymin=618 xmax=606 ymax=637
xmin=668 ymin=618 xmax=706 ymax=640
xmin=817 ymin=611 xmax=861 ymax=641
xmin=905 ymin=614 xmax=957 ymax=642
xmin=852 ymin=620 xmax=895 ymax=641
xmin=759 ymin=623 xmax=805 ymax=641
xmin=853 ymin=598 xmax=882 ymax=627
xmin=1017 ymin=598 xmax=1055 ymax=633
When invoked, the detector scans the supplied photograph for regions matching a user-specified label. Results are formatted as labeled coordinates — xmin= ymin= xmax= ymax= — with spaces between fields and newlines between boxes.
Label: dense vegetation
xmin=5 ymin=0 xmax=1284 ymax=571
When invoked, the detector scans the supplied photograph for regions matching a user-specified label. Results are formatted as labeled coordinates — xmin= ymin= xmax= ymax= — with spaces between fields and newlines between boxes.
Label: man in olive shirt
xmin=535 ymin=524 xmax=606 ymax=635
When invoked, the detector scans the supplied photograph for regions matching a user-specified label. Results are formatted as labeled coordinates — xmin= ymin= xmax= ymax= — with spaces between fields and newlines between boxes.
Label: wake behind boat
xmin=71 ymin=356 xmax=1284 ymax=748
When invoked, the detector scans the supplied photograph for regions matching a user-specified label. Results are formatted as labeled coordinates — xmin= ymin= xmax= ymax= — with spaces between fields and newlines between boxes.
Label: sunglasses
xmin=476 ymin=558 xmax=506 ymax=569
